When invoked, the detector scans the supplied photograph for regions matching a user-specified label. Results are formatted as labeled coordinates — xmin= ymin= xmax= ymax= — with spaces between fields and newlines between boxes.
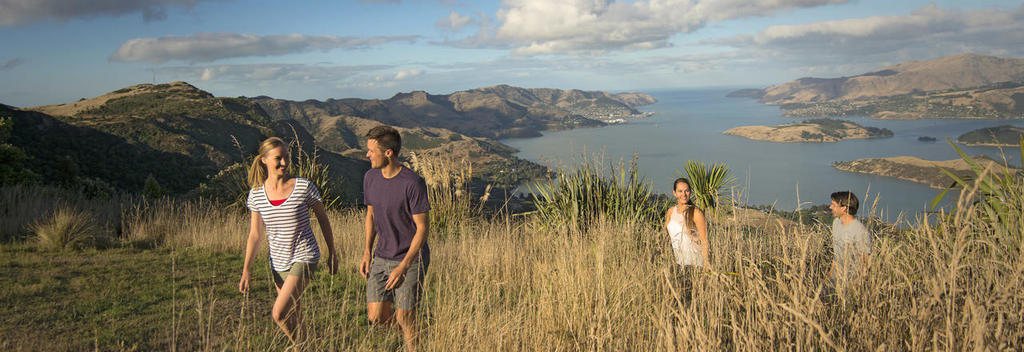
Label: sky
xmin=1 ymin=0 xmax=1022 ymax=107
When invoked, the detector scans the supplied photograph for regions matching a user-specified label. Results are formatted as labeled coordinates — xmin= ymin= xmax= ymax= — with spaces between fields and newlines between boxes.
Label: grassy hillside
xmin=2 ymin=104 xmax=209 ymax=194
xmin=779 ymin=82 xmax=1024 ymax=119
xmin=2 ymin=146 xmax=1022 ymax=350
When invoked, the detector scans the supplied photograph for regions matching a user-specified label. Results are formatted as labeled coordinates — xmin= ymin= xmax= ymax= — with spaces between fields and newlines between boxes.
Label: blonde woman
xmin=664 ymin=178 xmax=710 ymax=268
xmin=238 ymin=137 xmax=337 ymax=344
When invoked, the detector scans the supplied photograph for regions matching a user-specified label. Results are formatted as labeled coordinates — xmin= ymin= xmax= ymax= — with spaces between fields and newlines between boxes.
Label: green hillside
xmin=958 ymin=125 xmax=1024 ymax=146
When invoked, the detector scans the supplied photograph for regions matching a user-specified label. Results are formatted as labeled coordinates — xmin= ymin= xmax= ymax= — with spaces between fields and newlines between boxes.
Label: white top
xmin=666 ymin=206 xmax=703 ymax=266
xmin=247 ymin=177 xmax=322 ymax=272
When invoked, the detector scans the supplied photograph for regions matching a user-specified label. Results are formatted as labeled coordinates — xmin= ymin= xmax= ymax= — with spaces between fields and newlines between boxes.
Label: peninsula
xmin=723 ymin=119 xmax=893 ymax=143
xmin=957 ymin=125 xmax=1024 ymax=146
xmin=832 ymin=156 xmax=1019 ymax=189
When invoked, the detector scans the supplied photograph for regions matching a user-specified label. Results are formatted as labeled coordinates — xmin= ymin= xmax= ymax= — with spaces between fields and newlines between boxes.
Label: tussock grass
xmin=30 ymin=205 xmax=101 ymax=250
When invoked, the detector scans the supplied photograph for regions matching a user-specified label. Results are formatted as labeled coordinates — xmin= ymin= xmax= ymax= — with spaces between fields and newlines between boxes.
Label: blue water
xmin=502 ymin=88 xmax=1024 ymax=221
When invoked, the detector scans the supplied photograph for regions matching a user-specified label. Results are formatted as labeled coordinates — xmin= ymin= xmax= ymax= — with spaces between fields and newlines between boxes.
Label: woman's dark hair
xmin=672 ymin=177 xmax=697 ymax=229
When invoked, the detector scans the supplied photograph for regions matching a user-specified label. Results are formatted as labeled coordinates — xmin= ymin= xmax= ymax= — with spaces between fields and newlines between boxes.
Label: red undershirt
xmin=269 ymin=199 xmax=286 ymax=206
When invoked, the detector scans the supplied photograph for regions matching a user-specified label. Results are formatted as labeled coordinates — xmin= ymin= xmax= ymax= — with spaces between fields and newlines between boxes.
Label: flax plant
xmin=678 ymin=160 xmax=734 ymax=214
xmin=931 ymin=137 xmax=1024 ymax=240
xmin=530 ymin=153 xmax=658 ymax=234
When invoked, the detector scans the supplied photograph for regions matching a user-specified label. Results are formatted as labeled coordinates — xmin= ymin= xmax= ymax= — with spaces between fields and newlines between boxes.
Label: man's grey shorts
xmin=367 ymin=256 xmax=428 ymax=310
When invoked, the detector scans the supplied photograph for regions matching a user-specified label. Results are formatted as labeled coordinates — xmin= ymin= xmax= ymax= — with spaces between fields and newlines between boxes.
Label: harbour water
xmin=502 ymin=88 xmax=1024 ymax=221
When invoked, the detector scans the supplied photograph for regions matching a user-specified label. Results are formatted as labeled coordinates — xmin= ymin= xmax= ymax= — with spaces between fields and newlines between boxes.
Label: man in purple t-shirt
xmin=360 ymin=125 xmax=430 ymax=352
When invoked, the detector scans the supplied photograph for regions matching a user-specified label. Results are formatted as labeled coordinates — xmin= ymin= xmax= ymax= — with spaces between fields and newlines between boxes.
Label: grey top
xmin=831 ymin=217 xmax=871 ymax=279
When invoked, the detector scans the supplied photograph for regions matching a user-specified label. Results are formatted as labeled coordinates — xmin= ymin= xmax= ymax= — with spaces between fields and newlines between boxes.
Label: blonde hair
xmin=247 ymin=137 xmax=288 ymax=189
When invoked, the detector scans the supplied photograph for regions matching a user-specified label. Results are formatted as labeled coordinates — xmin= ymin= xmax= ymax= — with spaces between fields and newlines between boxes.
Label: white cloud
xmin=0 ymin=0 xmax=203 ymax=25
xmin=436 ymin=10 xmax=472 ymax=31
xmin=199 ymin=67 xmax=213 ymax=80
xmin=393 ymin=69 xmax=424 ymax=80
xmin=442 ymin=0 xmax=849 ymax=55
xmin=110 ymin=33 xmax=420 ymax=63
xmin=712 ymin=4 xmax=1024 ymax=63
xmin=153 ymin=63 xmax=396 ymax=84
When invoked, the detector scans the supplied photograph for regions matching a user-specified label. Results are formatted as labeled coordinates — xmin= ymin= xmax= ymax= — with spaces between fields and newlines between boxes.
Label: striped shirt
xmin=247 ymin=177 xmax=322 ymax=272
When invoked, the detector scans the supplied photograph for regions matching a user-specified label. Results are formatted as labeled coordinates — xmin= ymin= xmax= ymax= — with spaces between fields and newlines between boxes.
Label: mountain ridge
xmin=761 ymin=53 xmax=1024 ymax=104
xmin=729 ymin=53 xmax=1024 ymax=119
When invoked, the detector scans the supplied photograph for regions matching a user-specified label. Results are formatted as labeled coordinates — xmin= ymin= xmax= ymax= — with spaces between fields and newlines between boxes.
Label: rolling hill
xmin=731 ymin=53 xmax=1024 ymax=119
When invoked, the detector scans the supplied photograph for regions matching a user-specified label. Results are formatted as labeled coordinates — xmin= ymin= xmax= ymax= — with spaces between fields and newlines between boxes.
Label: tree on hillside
xmin=0 ymin=116 xmax=38 ymax=185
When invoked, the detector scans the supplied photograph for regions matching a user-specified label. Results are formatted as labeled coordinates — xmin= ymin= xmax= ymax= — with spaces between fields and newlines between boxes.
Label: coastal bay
xmin=503 ymin=89 xmax=1024 ymax=219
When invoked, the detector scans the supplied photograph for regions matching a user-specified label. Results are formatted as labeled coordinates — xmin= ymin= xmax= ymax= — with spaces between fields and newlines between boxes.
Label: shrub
xmin=31 ymin=206 xmax=100 ymax=250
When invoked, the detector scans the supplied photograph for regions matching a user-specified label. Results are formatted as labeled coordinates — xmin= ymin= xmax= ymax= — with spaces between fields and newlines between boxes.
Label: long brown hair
xmin=247 ymin=137 xmax=288 ymax=190
xmin=673 ymin=178 xmax=698 ymax=230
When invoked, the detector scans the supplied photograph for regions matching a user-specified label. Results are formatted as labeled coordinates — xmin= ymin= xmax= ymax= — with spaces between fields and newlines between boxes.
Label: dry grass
xmin=123 ymin=198 xmax=250 ymax=251
xmin=3 ymin=158 xmax=1022 ymax=350
xmin=0 ymin=185 xmax=128 ymax=240
xmin=118 ymin=195 xmax=1016 ymax=351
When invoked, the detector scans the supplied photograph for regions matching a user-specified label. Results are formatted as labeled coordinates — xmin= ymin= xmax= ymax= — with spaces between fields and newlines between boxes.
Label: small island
xmin=957 ymin=125 xmax=1024 ymax=146
xmin=918 ymin=136 xmax=937 ymax=142
xmin=723 ymin=118 xmax=893 ymax=143
xmin=832 ymin=156 xmax=1019 ymax=189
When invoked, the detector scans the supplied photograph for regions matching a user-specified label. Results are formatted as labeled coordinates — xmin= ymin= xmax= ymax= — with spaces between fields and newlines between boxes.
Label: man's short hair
xmin=831 ymin=191 xmax=860 ymax=216
xmin=366 ymin=125 xmax=401 ymax=156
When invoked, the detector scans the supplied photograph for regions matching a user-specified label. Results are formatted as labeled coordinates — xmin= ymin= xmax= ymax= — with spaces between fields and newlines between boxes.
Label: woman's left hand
xmin=328 ymin=253 xmax=338 ymax=275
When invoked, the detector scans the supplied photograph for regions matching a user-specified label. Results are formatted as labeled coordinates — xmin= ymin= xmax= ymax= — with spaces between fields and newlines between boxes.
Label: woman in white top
xmin=238 ymin=137 xmax=338 ymax=344
xmin=664 ymin=178 xmax=710 ymax=268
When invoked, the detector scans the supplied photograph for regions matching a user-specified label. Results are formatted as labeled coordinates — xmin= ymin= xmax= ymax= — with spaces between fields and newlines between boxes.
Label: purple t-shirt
xmin=363 ymin=167 xmax=431 ymax=262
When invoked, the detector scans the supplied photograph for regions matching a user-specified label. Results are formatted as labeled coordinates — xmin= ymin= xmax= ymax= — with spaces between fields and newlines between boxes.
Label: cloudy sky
xmin=1 ymin=0 xmax=1022 ymax=106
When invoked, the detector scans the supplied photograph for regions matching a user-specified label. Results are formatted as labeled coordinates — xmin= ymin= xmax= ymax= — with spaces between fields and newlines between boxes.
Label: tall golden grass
xmin=3 ymin=151 xmax=1022 ymax=350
